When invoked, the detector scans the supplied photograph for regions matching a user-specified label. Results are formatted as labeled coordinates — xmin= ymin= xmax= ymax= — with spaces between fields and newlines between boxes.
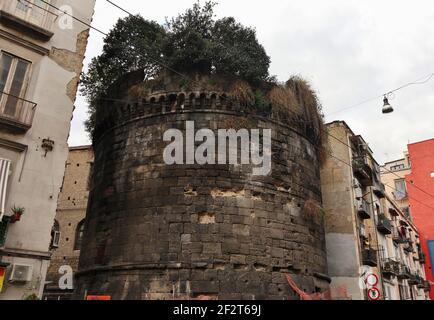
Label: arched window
xmin=74 ymin=220 xmax=85 ymax=250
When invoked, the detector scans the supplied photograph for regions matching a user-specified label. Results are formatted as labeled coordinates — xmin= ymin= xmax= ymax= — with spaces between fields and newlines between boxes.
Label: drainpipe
xmin=370 ymin=187 xmax=387 ymax=300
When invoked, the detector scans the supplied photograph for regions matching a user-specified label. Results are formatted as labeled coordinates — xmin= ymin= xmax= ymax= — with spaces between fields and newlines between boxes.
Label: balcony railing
xmin=362 ymin=247 xmax=378 ymax=267
xmin=397 ymin=264 xmax=411 ymax=280
xmin=403 ymin=241 xmax=415 ymax=254
xmin=377 ymin=214 xmax=392 ymax=235
xmin=381 ymin=259 xmax=400 ymax=278
xmin=357 ymin=199 xmax=372 ymax=220
xmin=419 ymin=252 xmax=426 ymax=264
xmin=408 ymin=273 xmax=419 ymax=286
xmin=0 ymin=0 xmax=56 ymax=41
xmin=422 ymin=280 xmax=431 ymax=292
xmin=392 ymin=227 xmax=409 ymax=244
xmin=373 ymin=180 xmax=386 ymax=198
xmin=0 ymin=91 xmax=37 ymax=133
xmin=352 ymin=156 xmax=373 ymax=186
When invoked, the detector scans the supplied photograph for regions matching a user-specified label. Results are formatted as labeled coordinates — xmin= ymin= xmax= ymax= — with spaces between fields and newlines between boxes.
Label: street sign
xmin=86 ymin=295 xmax=112 ymax=300
xmin=368 ymin=287 xmax=381 ymax=301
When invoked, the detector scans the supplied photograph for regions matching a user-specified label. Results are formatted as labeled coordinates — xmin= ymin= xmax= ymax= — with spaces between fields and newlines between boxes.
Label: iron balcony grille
xmin=392 ymin=227 xmax=409 ymax=244
xmin=397 ymin=264 xmax=412 ymax=280
xmin=418 ymin=252 xmax=426 ymax=264
xmin=381 ymin=259 xmax=400 ymax=277
xmin=373 ymin=180 xmax=386 ymax=198
xmin=352 ymin=156 xmax=373 ymax=186
xmin=0 ymin=0 xmax=57 ymax=40
xmin=357 ymin=199 xmax=372 ymax=220
xmin=0 ymin=91 xmax=37 ymax=132
xmin=403 ymin=241 xmax=415 ymax=254
xmin=362 ymin=247 xmax=377 ymax=267
xmin=422 ymin=280 xmax=431 ymax=292
xmin=377 ymin=214 xmax=392 ymax=235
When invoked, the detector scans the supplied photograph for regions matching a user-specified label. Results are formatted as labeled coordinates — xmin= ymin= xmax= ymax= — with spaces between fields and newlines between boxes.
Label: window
xmin=390 ymin=164 xmax=405 ymax=171
xmin=0 ymin=218 xmax=9 ymax=247
xmin=394 ymin=179 xmax=407 ymax=200
xmin=74 ymin=220 xmax=85 ymax=250
xmin=0 ymin=52 xmax=31 ymax=120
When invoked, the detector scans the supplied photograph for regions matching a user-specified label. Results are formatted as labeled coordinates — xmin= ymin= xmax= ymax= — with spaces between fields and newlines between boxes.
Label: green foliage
xmin=23 ymin=294 xmax=39 ymax=300
xmin=253 ymin=89 xmax=269 ymax=112
xmin=82 ymin=15 xmax=165 ymax=136
xmin=11 ymin=205 xmax=25 ymax=215
xmin=211 ymin=17 xmax=270 ymax=83
xmin=82 ymin=1 xmax=271 ymax=137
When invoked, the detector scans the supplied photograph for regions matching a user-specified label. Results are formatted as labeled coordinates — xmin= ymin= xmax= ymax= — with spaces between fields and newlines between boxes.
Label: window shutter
xmin=0 ymin=219 xmax=8 ymax=248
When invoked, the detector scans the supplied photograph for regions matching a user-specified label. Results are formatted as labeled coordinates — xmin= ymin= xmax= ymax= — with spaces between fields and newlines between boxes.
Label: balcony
xmin=381 ymin=259 xmax=400 ymax=278
xmin=377 ymin=214 xmax=392 ymax=235
xmin=373 ymin=180 xmax=386 ymax=199
xmin=408 ymin=274 xmax=418 ymax=286
xmin=419 ymin=252 xmax=426 ymax=264
xmin=389 ymin=207 xmax=399 ymax=217
xmin=357 ymin=199 xmax=372 ymax=220
xmin=392 ymin=227 xmax=409 ymax=244
xmin=403 ymin=241 xmax=415 ymax=254
xmin=397 ymin=264 xmax=411 ymax=280
xmin=0 ymin=91 xmax=37 ymax=133
xmin=422 ymin=280 xmax=431 ymax=292
xmin=362 ymin=247 xmax=377 ymax=267
xmin=352 ymin=156 xmax=373 ymax=186
xmin=0 ymin=0 xmax=56 ymax=41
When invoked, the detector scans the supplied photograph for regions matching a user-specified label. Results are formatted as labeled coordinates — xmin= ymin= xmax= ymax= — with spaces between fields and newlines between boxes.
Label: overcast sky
xmin=69 ymin=0 xmax=434 ymax=164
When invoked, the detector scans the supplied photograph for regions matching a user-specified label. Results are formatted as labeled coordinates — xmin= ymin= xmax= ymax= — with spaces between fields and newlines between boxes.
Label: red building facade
xmin=407 ymin=138 xmax=434 ymax=299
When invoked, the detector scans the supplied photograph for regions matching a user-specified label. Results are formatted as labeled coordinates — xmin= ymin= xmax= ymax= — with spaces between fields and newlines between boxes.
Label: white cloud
xmin=70 ymin=0 xmax=434 ymax=163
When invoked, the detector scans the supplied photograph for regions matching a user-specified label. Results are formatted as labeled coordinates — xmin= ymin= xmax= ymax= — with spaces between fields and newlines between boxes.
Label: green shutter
xmin=0 ymin=220 xmax=9 ymax=247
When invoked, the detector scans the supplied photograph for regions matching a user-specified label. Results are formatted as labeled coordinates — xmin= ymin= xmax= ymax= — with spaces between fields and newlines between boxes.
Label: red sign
xmin=86 ymin=295 xmax=111 ymax=300
xmin=0 ymin=267 xmax=6 ymax=293
xmin=368 ymin=287 xmax=381 ymax=301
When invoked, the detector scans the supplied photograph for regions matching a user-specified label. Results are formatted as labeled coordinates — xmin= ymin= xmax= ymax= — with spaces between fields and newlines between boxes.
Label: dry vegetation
xmin=266 ymin=86 xmax=301 ymax=114
xmin=228 ymin=80 xmax=255 ymax=106
xmin=303 ymin=199 xmax=323 ymax=224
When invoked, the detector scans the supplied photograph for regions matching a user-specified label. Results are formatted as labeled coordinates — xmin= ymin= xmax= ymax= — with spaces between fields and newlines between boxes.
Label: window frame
xmin=12 ymin=0 xmax=51 ymax=29
xmin=74 ymin=220 xmax=85 ymax=251
xmin=0 ymin=51 xmax=32 ymax=119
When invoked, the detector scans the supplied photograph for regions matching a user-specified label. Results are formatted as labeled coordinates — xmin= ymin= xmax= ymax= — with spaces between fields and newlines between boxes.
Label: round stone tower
xmin=74 ymin=70 xmax=330 ymax=300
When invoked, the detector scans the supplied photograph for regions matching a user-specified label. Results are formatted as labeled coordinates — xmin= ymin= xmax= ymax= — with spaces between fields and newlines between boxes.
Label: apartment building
xmin=381 ymin=153 xmax=412 ymax=220
xmin=380 ymin=139 xmax=434 ymax=298
xmin=406 ymin=139 xmax=434 ymax=299
xmin=43 ymin=145 xmax=93 ymax=300
xmin=321 ymin=121 xmax=429 ymax=300
xmin=0 ymin=0 xmax=95 ymax=299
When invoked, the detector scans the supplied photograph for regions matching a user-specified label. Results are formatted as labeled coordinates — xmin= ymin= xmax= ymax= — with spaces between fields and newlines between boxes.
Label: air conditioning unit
xmin=51 ymin=231 xmax=61 ymax=248
xmin=9 ymin=264 xmax=33 ymax=283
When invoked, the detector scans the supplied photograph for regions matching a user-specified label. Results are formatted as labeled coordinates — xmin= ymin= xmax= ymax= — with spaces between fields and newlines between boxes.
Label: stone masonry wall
xmin=74 ymin=72 xmax=329 ymax=300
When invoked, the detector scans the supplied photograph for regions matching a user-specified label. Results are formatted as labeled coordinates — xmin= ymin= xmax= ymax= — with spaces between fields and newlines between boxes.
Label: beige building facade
xmin=43 ymin=146 xmax=93 ymax=300
xmin=381 ymin=154 xmax=412 ymax=220
xmin=0 ymin=0 xmax=95 ymax=299
xmin=321 ymin=121 xmax=429 ymax=300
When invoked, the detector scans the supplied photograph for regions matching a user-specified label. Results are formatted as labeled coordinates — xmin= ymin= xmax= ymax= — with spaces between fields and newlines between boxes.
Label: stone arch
xmin=74 ymin=219 xmax=86 ymax=251
xmin=199 ymin=93 xmax=207 ymax=109
xmin=210 ymin=93 xmax=217 ymax=109
xmin=177 ymin=93 xmax=185 ymax=110
xmin=168 ymin=94 xmax=177 ymax=112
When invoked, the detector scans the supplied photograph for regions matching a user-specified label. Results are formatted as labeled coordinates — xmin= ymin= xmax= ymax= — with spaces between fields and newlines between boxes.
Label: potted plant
xmin=10 ymin=205 xmax=25 ymax=223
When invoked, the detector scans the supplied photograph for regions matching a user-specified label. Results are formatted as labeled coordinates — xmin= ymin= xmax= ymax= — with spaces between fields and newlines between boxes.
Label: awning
xmin=0 ymin=158 xmax=11 ymax=221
